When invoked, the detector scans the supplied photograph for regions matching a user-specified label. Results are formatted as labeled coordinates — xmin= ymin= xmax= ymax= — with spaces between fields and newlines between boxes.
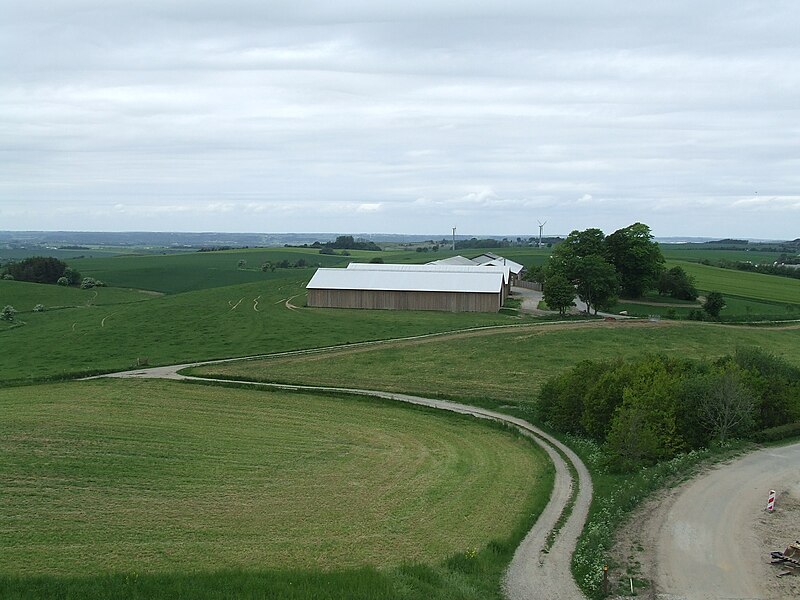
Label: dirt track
xmin=614 ymin=443 xmax=800 ymax=600
xmin=95 ymin=359 xmax=592 ymax=600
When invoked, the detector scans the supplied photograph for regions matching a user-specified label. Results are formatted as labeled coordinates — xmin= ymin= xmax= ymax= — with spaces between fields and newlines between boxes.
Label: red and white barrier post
xmin=767 ymin=489 xmax=776 ymax=512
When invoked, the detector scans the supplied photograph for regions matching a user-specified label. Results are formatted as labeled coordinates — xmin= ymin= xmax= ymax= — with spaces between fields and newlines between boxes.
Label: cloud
xmin=1 ymin=1 xmax=799 ymax=238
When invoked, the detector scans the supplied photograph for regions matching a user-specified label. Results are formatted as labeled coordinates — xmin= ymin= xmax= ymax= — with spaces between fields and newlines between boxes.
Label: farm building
xmin=347 ymin=262 xmax=511 ymax=298
xmin=306 ymin=267 xmax=505 ymax=312
xmin=430 ymin=253 xmax=526 ymax=285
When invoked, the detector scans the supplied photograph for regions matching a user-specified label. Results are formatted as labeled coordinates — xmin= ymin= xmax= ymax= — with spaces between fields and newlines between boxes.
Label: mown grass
xmin=190 ymin=321 xmax=800 ymax=407
xmin=612 ymin=294 xmax=800 ymax=321
xmin=0 ymin=279 xmax=158 ymax=312
xmin=0 ymin=272 xmax=523 ymax=384
xmin=659 ymin=245 xmax=784 ymax=265
xmin=70 ymin=248 xmax=385 ymax=294
xmin=668 ymin=260 xmax=800 ymax=305
xmin=0 ymin=378 xmax=553 ymax=599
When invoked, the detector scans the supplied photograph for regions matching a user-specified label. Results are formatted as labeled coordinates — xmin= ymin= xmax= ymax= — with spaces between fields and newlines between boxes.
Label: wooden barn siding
xmin=308 ymin=289 xmax=501 ymax=312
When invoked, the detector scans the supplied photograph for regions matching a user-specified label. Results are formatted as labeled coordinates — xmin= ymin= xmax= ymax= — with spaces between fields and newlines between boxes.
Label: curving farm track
xmin=95 ymin=360 xmax=592 ymax=600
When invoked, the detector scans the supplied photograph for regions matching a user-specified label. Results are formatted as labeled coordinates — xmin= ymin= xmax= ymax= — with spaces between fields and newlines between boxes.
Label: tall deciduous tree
xmin=548 ymin=228 xmax=606 ymax=280
xmin=703 ymin=291 xmax=725 ymax=318
xmin=574 ymin=255 xmax=618 ymax=315
xmin=542 ymin=274 xmax=575 ymax=315
xmin=604 ymin=223 xmax=665 ymax=298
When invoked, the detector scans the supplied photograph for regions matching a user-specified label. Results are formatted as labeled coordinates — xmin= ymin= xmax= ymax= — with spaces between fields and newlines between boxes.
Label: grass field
xmin=659 ymin=245 xmax=785 ymax=265
xmin=667 ymin=260 xmax=800 ymax=305
xmin=0 ymin=272 xmax=523 ymax=384
xmin=191 ymin=321 xmax=800 ymax=407
xmin=0 ymin=279 xmax=159 ymax=312
xmin=612 ymin=295 xmax=800 ymax=321
xmin=69 ymin=248 xmax=388 ymax=294
xmin=0 ymin=378 xmax=551 ymax=599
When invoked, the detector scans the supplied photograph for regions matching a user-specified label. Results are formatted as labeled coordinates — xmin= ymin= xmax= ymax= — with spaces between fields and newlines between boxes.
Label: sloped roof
xmin=471 ymin=252 xmax=502 ymax=264
xmin=348 ymin=261 xmax=510 ymax=285
xmin=307 ymin=268 xmax=504 ymax=293
xmin=481 ymin=257 xmax=525 ymax=275
xmin=427 ymin=255 xmax=479 ymax=266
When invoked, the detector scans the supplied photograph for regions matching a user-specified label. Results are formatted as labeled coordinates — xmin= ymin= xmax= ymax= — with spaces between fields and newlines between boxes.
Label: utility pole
xmin=452 ymin=227 xmax=456 ymax=251
xmin=537 ymin=220 xmax=547 ymax=247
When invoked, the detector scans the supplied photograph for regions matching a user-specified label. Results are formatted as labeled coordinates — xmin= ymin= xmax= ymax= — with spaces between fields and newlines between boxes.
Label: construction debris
xmin=771 ymin=541 xmax=800 ymax=577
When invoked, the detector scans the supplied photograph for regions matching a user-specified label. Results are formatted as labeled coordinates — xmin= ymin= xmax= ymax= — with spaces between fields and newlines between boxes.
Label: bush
xmin=33 ymin=304 xmax=45 ymax=312
xmin=57 ymin=276 xmax=69 ymax=286
xmin=78 ymin=277 xmax=105 ymax=289
xmin=752 ymin=422 xmax=800 ymax=443
xmin=2 ymin=273 xmax=13 ymax=280
xmin=1 ymin=305 xmax=17 ymax=322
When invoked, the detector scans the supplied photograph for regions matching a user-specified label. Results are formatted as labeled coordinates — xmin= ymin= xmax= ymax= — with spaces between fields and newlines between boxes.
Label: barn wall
xmin=308 ymin=289 xmax=501 ymax=312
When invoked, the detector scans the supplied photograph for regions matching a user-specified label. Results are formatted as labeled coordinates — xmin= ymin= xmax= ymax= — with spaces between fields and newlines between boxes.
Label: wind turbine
xmin=537 ymin=220 xmax=547 ymax=247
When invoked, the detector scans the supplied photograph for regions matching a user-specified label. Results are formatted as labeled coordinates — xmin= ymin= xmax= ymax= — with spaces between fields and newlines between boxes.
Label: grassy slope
xmin=668 ymin=260 xmax=800 ymax=305
xmin=0 ymin=378 xmax=552 ymax=599
xmin=70 ymin=248 xmax=381 ymax=294
xmin=193 ymin=321 xmax=800 ymax=407
xmin=0 ymin=271 xmax=523 ymax=384
xmin=0 ymin=280 xmax=158 ymax=312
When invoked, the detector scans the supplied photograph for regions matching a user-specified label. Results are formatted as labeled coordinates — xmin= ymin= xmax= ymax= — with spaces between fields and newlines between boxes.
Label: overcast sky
xmin=1 ymin=1 xmax=799 ymax=238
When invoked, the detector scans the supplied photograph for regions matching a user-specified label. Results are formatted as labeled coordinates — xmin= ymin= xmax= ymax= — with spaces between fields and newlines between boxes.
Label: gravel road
xmin=94 ymin=360 xmax=592 ymax=600
xmin=616 ymin=442 xmax=800 ymax=600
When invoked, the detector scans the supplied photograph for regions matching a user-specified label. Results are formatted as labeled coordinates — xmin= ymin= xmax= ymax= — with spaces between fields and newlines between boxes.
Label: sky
xmin=1 ymin=1 xmax=799 ymax=238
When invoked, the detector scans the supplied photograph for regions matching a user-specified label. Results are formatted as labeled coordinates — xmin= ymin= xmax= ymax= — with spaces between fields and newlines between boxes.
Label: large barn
xmin=347 ymin=262 xmax=511 ymax=299
xmin=306 ymin=266 xmax=505 ymax=312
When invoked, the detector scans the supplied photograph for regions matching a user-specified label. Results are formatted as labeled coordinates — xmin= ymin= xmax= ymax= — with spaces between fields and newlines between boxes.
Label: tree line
xmin=526 ymin=223 xmax=726 ymax=317
xmin=1 ymin=256 xmax=104 ymax=289
xmin=537 ymin=347 xmax=800 ymax=471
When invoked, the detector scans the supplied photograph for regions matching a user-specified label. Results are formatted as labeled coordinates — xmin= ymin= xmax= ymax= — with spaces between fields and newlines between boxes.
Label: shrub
xmin=79 ymin=277 xmax=105 ymax=289
xmin=2 ymin=273 xmax=13 ymax=280
xmin=1 ymin=305 xmax=17 ymax=321
xmin=752 ymin=422 xmax=800 ymax=443
xmin=57 ymin=276 xmax=69 ymax=286
xmin=33 ymin=304 xmax=45 ymax=312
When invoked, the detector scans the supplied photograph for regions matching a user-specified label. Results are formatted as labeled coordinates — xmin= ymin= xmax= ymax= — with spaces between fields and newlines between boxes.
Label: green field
xmin=0 ymin=272 xmax=523 ymax=384
xmin=659 ymin=245 xmax=785 ymax=265
xmin=0 ymin=279 xmax=159 ymax=312
xmin=0 ymin=378 xmax=551 ymax=599
xmin=667 ymin=260 xmax=800 ymax=305
xmin=191 ymin=321 xmax=800 ymax=407
xmin=3 ymin=243 xmax=800 ymax=599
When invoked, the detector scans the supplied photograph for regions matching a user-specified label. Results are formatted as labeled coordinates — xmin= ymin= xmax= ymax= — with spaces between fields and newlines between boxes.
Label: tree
xmin=237 ymin=259 xmax=247 ymax=269
xmin=6 ymin=256 xmax=69 ymax=284
xmin=523 ymin=264 xmax=545 ymax=284
xmin=549 ymin=228 xmax=606 ymax=279
xmin=574 ymin=255 xmax=618 ymax=315
xmin=542 ymin=274 xmax=575 ymax=315
xmin=703 ymin=291 xmax=725 ymax=318
xmin=604 ymin=223 xmax=665 ymax=298
xmin=657 ymin=266 xmax=698 ymax=300
xmin=62 ymin=267 xmax=81 ymax=285
xmin=57 ymin=276 xmax=69 ymax=286
xmin=700 ymin=368 xmax=755 ymax=443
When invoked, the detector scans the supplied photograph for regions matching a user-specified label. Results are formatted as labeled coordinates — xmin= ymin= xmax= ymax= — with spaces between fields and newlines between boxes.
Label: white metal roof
xmin=307 ymin=268 xmax=504 ymax=293
xmin=347 ymin=261 xmax=510 ymax=285
xmin=427 ymin=255 xmax=479 ymax=266
xmin=481 ymin=257 xmax=525 ymax=275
